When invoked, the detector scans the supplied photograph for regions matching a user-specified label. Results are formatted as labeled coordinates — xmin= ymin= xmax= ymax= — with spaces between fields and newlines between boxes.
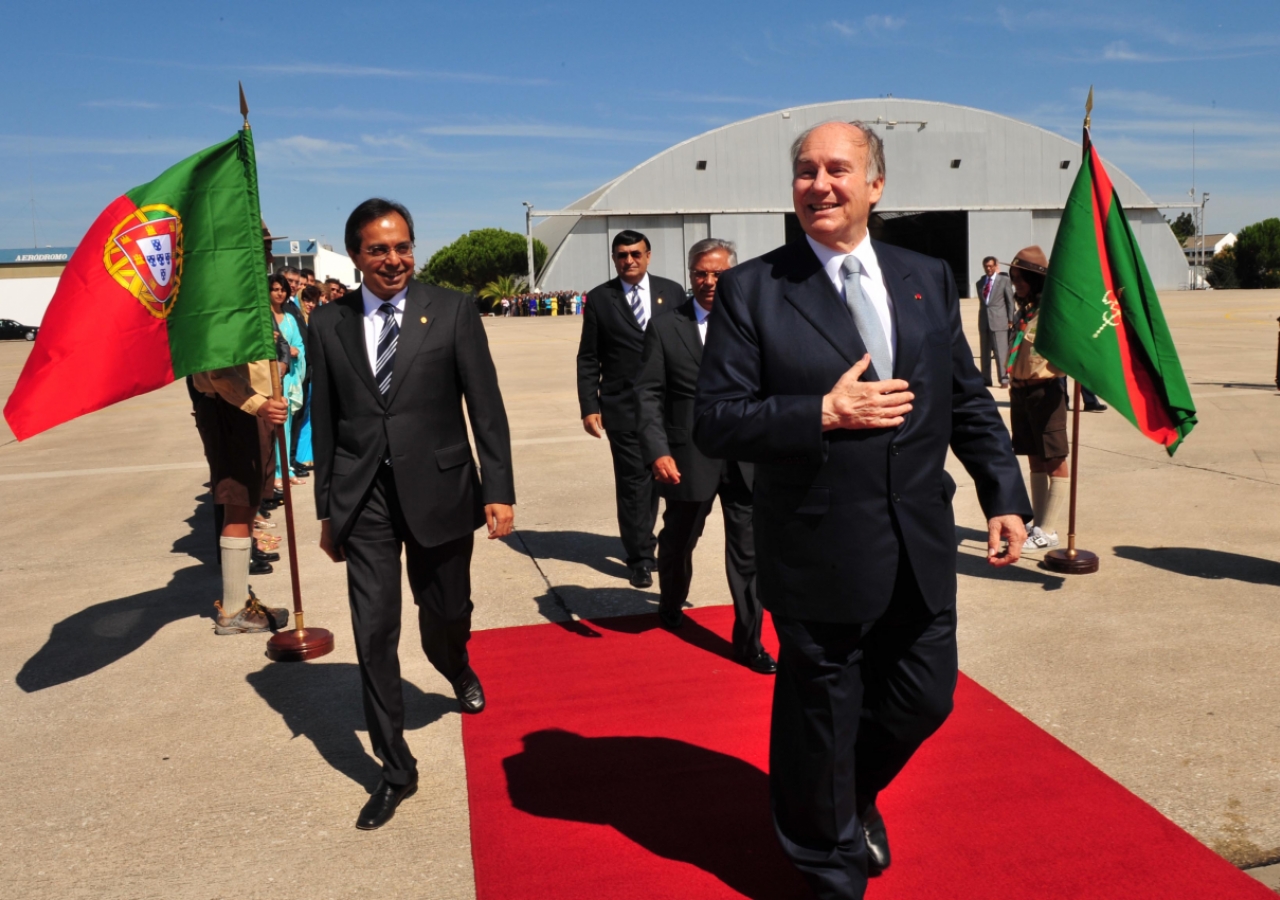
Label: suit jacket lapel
xmin=385 ymin=283 xmax=435 ymax=406
xmin=335 ymin=294 xmax=384 ymax=404
xmin=782 ymin=243 xmax=865 ymax=367
xmin=874 ymin=242 xmax=925 ymax=381
xmin=673 ymin=302 xmax=703 ymax=365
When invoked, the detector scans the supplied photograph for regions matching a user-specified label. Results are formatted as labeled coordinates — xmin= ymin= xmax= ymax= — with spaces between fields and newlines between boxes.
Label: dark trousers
xmin=769 ymin=556 xmax=958 ymax=900
xmin=657 ymin=463 xmax=763 ymax=657
xmin=606 ymin=429 xmax=659 ymax=569
xmin=978 ymin=317 xmax=1010 ymax=386
xmin=342 ymin=466 xmax=475 ymax=787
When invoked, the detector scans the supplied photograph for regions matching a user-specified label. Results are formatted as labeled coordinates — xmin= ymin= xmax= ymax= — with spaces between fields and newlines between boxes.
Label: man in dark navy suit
xmin=577 ymin=230 xmax=684 ymax=588
xmin=634 ymin=237 xmax=775 ymax=674
xmin=694 ymin=122 xmax=1031 ymax=899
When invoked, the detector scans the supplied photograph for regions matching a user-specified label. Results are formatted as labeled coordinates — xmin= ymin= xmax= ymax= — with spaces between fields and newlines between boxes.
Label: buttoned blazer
xmin=693 ymin=239 xmax=1030 ymax=624
xmin=308 ymin=281 xmax=515 ymax=548
xmin=975 ymin=272 xmax=1017 ymax=331
xmin=634 ymin=300 xmax=753 ymax=503
xmin=576 ymin=274 xmax=684 ymax=432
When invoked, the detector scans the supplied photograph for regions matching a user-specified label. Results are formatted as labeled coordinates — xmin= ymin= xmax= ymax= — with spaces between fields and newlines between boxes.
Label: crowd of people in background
xmin=499 ymin=290 xmax=586 ymax=317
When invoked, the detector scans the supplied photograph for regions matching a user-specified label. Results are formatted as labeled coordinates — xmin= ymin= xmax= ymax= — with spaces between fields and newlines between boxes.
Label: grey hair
xmin=789 ymin=120 xmax=885 ymax=184
xmin=687 ymin=237 xmax=738 ymax=270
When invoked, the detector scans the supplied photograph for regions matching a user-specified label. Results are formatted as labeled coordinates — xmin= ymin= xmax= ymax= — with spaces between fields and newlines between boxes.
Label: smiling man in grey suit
xmin=976 ymin=255 xmax=1017 ymax=387
xmin=309 ymin=198 xmax=515 ymax=832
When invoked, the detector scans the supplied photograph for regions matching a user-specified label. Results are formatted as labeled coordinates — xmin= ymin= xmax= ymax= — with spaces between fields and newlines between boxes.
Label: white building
xmin=532 ymin=99 xmax=1189 ymax=296
xmin=271 ymin=238 xmax=361 ymax=286
xmin=1182 ymin=232 xmax=1236 ymax=265
xmin=0 ymin=248 xmax=73 ymax=326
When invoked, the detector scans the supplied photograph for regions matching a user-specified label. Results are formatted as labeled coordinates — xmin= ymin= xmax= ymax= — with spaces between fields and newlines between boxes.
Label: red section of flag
xmin=3 ymin=195 xmax=174 ymax=441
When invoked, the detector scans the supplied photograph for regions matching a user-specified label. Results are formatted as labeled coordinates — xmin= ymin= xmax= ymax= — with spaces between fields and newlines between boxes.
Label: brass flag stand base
xmin=1042 ymin=382 xmax=1099 ymax=575
xmin=265 ymin=359 xmax=334 ymax=662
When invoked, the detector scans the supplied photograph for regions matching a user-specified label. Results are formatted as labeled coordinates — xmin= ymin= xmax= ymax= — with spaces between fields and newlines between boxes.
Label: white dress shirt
xmin=694 ymin=298 xmax=712 ymax=343
xmin=621 ymin=273 xmax=651 ymax=328
xmin=806 ymin=233 xmax=895 ymax=370
xmin=361 ymin=283 xmax=407 ymax=374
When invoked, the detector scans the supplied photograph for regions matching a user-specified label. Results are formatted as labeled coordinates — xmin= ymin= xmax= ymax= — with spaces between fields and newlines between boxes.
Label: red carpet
xmin=462 ymin=606 xmax=1270 ymax=899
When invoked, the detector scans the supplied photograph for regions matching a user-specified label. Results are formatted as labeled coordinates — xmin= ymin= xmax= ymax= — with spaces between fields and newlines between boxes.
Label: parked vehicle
xmin=0 ymin=319 xmax=38 ymax=341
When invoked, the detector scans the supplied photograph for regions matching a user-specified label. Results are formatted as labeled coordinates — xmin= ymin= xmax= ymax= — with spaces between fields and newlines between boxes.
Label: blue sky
xmin=2 ymin=1 xmax=1276 ymax=256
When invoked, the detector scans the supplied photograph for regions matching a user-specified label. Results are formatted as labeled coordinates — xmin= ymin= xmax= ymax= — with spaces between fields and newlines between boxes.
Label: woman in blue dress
xmin=269 ymin=274 xmax=307 ymax=488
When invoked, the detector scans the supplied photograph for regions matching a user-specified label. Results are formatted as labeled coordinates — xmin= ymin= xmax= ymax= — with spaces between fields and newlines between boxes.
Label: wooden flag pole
xmin=1044 ymin=381 xmax=1098 ymax=574
xmin=265 ymin=359 xmax=335 ymax=660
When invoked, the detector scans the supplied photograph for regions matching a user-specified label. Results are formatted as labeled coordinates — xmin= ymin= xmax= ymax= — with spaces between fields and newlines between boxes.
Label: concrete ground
xmin=1 ymin=289 xmax=1279 ymax=898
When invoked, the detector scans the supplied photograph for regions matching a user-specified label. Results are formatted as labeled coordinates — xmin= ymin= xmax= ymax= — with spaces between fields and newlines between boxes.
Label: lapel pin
xmin=657 ymin=297 xmax=663 ymax=304
xmin=420 ymin=316 xmax=428 ymax=323
xmin=914 ymin=293 xmax=923 ymax=301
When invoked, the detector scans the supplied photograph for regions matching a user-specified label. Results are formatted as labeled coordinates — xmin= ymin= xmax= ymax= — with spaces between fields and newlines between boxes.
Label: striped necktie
xmin=375 ymin=301 xmax=398 ymax=395
xmin=840 ymin=256 xmax=892 ymax=380
xmin=628 ymin=284 xmax=647 ymax=329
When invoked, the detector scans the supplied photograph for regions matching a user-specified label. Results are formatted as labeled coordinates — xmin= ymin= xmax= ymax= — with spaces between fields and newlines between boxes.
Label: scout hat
xmin=1008 ymin=245 xmax=1049 ymax=275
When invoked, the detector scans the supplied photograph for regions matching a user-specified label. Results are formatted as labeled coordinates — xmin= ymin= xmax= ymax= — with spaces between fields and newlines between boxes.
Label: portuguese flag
xmin=3 ymin=129 xmax=275 ymax=441
xmin=1037 ymin=127 xmax=1197 ymax=455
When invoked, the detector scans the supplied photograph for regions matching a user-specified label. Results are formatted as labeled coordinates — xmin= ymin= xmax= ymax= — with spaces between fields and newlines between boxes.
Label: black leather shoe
xmin=629 ymin=564 xmax=653 ymax=588
xmin=864 ymin=803 xmax=891 ymax=874
xmin=252 ymin=545 xmax=280 ymax=563
xmin=1083 ymin=402 xmax=1108 ymax=412
xmin=249 ymin=559 xmax=273 ymax=575
xmin=658 ymin=606 xmax=684 ymax=630
xmin=356 ymin=778 xmax=417 ymax=830
xmin=742 ymin=650 xmax=778 ymax=675
xmin=452 ymin=667 xmax=486 ymax=714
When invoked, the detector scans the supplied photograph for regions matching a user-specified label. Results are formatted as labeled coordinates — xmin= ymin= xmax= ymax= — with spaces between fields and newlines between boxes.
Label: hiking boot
xmin=249 ymin=588 xmax=290 ymax=630
xmin=1021 ymin=526 xmax=1060 ymax=552
xmin=214 ymin=599 xmax=273 ymax=635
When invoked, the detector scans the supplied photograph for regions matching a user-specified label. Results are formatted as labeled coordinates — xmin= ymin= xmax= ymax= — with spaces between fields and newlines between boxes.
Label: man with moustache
xmin=975 ymin=255 xmax=1017 ymax=387
xmin=634 ymin=238 xmax=775 ymax=674
xmin=308 ymin=198 xmax=515 ymax=831
xmin=577 ymin=230 xmax=683 ymax=588
xmin=694 ymin=122 xmax=1030 ymax=899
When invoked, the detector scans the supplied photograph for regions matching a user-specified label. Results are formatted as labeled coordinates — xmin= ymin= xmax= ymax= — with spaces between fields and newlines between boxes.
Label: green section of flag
xmin=1036 ymin=137 xmax=1197 ymax=454
xmin=125 ymin=130 xmax=275 ymax=377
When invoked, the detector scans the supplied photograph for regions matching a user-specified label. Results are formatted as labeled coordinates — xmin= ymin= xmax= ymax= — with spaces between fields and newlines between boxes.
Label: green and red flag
xmin=3 ymin=129 xmax=275 ymax=441
xmin=1037 ymin=126 xmax=1197 ymax=455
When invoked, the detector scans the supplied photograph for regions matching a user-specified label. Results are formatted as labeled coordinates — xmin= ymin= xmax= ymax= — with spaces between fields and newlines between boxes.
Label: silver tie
xmin=841 ymin=256 xmax=891 ymax=380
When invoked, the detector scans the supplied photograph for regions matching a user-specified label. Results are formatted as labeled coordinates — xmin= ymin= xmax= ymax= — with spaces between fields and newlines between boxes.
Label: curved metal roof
xmin=534 ymin=98 xmax=1156 ymax=223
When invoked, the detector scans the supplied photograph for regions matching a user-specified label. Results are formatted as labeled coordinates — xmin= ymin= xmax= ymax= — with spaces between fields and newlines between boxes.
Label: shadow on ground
xmin=504 ymin=729 xmax=808 ymax=899
xmin=1114 ymin=545 xmax=1280 ymax=587
xmin=247 ymin=661 xmax=455 ymax=789
xmin=955 ymin=526 xmax=1064 ymax=590
xmin=504 ymin=529 xmax=631 ymax=579
xmin=15 ymin=494 xmax=229 ymax=692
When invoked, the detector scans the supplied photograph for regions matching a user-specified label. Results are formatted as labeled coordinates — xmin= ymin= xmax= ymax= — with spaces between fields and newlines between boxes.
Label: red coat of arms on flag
xmin=102 ymin=204 xmax=184 ymax=318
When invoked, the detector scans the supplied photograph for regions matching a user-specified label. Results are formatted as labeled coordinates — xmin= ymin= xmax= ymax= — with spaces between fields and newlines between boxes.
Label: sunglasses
xmin=613 ymin=250 xmax=646 ymax=260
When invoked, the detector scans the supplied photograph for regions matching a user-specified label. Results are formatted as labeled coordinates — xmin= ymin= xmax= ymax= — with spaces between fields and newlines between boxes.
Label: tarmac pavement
xmin=1 ymin=290 xmax=1279 ymax=898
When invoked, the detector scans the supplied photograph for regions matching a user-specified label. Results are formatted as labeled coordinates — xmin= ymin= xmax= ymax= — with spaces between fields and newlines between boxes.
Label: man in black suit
xmin=634 ymin=238 xmax=776 ymax=675
xmin=577 ymin=229 xmax=684 ymax=587
xmin=309 ymin=199 xmax=515 ymax=831
xmin=975 ymin=255 xmax=1017 ymax=387
xmin=694 ymin=122 xmax=1031 ymax=899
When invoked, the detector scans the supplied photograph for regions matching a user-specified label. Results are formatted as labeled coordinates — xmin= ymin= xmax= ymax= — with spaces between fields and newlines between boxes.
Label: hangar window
xmin=696 ymin=160 xmax=707 ymax=170
xmin=1060 ymin=160 xmax=1071 ymax=170
xmin=949 ymin=159 xmax=961 ymax=169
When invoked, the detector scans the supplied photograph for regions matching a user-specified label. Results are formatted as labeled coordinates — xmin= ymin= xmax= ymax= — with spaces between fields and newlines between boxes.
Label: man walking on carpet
xmin=309 ymin=198 xmax=515 ymax=831
xmin=576 ymin=230 xmax=684 ymax=588
xmin=634 ymin=237 xmax=775 ymax=675
xmin=694 ymin=121 xmax=1031 ymax=899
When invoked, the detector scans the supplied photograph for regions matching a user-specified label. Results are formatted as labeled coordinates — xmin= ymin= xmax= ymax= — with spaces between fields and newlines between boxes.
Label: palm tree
xmin=477 ymin=274 xmax=529 ymax=313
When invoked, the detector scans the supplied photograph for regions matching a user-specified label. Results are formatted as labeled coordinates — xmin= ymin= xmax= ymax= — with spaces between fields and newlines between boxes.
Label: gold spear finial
xmin=239 ymin=81 xmax=250 ymax=130
xmin=1084 ymin=85 xmax=1093 ymax=130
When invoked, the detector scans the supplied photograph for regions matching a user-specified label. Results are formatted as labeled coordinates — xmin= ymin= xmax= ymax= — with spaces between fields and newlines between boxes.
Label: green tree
xmin=1168 ymin=211 xmax=1196 ymax=244
xmin=1205 ymin=249 xmax=1240 ymax=289
xmin=1227 ymin=218 xmax=1280 ymax=289
xmin=476 ymin=274 xmax=529 ymax=313
xmin=417 ymin=228 xmax=547 ymax=293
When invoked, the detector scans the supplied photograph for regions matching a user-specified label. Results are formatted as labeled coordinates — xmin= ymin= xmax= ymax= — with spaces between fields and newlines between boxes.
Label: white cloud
xmin=81 ymin=99 xmax=163 ymax=110
xmin=417 ymin=123 xmax=672 ymax=142
xmin=864 ymin=14 xmax=905 ymax=31
xmin=829 ymin=20 xmax=857 ymax=38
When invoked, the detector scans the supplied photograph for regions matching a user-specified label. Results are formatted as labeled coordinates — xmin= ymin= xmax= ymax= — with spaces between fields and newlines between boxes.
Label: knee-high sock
xmin=219 ymin=536 xmax=252 ymax=615
xmin=1042 ymin=477 xmax=1069 ymax=536
xmin=1029 ymin=471 xmax=1050 ymax=527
